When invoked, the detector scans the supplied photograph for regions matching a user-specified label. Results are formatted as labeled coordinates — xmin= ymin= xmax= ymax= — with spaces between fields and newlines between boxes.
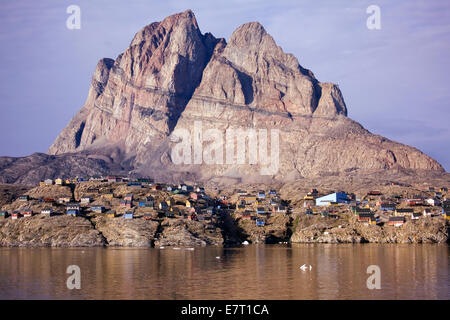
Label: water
xmin=0 ymin=244 xmax=448 ymax=299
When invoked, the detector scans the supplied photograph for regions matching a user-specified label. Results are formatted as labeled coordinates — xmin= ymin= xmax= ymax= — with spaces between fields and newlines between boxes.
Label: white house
xmin=426 ymin=198 xmax=440 ymax=206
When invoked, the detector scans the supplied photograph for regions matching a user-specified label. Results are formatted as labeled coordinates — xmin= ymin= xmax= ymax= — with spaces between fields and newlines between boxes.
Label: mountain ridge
xmin=3 ymin=9 xmax=445 ymax=185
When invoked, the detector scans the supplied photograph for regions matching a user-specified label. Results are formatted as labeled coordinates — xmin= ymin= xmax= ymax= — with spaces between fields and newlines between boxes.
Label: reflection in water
xmin=0 ymin=244 xmax=448 ymax=299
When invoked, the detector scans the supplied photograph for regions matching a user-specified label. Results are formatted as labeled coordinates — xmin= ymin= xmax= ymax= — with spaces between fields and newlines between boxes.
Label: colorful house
xmin=12 ymin=211 xmax=21 ymax=220
xmin=357 ymin=213 xmax=376 ymax=224
xmin=388 ymin=216 xmax=405 ymax=227
xmin=124 ymin=212 xmax=134 ymax=219
xmin=315 ymin=193 xmax=350 ymax=206
xmin=159 ymin=202 xmax=169 ymax=210
xmin=303 ymin=194 xmax=315 ymax=200
xmin=196 ymin=187 xmax=205 ymax=193
xmin=352 ymin=207 xmax=372 ymax=215
xmin=127 ymin=182 xmax=142 ymax=187
xmin=444 ymin=211 xmax=450 ymax=220
xmin=395 ymin=208 xmax=414 ymax=216
xmin=190 ymin=193 xmax=198 ymax=200
xmin=80 ymin=197 xmax=92 ymax=204
xmin=67 ymin=203 xmax=81 ymax=211
xmin=411 ymin=212 xmax=422 ymax=220
xmin=91 ymin=206 xmax=105 ymax=214
xmin=256 ymin=218 xmax=265 ymax=227
xmin=58 ymin=197 xmax=72 ymax=204
xmin=19 ymin=195 xmax=29 ymax=202
xmin=380 ymin=202 xmax=396 ymax=211
xmin=138 ymin=200 xmax=153 ymax=207
xmin=426 ymin=198 xmax=440 ymax=206
xmin=106 ymin=210 xmax=117 ymax=218
xmin=241 ymin=211 xmax=252 ymax=219
xmin=66 ymin=209 xmax=79 ymax=216
xmin=406 ymin=199 xmax=424 ymax=206
xmin=107 ymin=176 xmax=120 ymax=183
xmin=23 ymin=209 xmax=33 ymax=218
xmin=256 ymin=207 xmax=266 ymax=215
xmin=41 ymin=208 xmax=53 ymax=216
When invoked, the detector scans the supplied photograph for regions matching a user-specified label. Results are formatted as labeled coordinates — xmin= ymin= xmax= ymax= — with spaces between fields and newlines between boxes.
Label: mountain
xmin=9 ymin=10 xmax=445 ymax=185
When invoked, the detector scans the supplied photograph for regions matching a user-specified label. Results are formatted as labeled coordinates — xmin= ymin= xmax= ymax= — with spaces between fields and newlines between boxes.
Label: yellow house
xmin=103 ymin=193 xmax=114 ymax=199
xmin=65 ymin=179 xmax=71 ymax=185
xmin=445 ymin=212 xmax=450 ymax=220
xmin=166 ymin=199 xmax=172 ymax=207
xmin=55 ymin=178 xmax=64 ymax=185
xmin=39 ymin=181 xmax=46 ymax=187
xmin=186 ymin=200 xmax=191 ymax=208
xmin=107 ymin=211 xmax=117 ymax=218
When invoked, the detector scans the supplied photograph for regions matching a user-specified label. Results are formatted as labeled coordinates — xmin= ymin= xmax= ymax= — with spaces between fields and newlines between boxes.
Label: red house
xmin=190 ymin=193 xmax=198 ymax=200
xmin=23 ymin=209 xmax=33 ymax=217
xmin=389 ymin=216 xmax=405 ymax=227
xmin=12 ymin=211 xmax=22 ymax=220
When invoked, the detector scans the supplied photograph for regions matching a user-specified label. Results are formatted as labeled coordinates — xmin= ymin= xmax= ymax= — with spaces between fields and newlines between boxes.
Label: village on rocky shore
xmin=0 ymin=175 xmax=449 ymax=247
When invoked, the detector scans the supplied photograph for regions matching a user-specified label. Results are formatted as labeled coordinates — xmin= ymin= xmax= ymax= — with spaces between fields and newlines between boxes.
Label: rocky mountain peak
xmin=46 ymin=10 xmax=444 ymax=184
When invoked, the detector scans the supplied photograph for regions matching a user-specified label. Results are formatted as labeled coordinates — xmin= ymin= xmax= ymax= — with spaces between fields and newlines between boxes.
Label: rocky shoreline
xmin=290 ymin=214 xmax=448 ymax=244
xmin=0 ymin=211 xmax=447 ymax=247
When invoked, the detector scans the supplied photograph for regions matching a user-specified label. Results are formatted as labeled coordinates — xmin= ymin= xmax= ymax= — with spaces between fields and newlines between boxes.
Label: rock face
xmin=48 ymin=10 xmax=219 ymax=165
xmin=290 ymin=215 xmax=449 ymax=244
xmin=46 ymin=9 xmax=444 ymax=184
xmin=92 ymin=216 xmax=159 ymax=246
xmin=0 ymin=215 xmax=105 ymax=247
xmin=154 ymin=218 xmax=223 ymax=247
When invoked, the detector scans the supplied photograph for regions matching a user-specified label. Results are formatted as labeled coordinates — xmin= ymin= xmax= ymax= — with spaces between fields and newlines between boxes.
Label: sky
xmin=0 ymin=0 xmax=449 ymax=171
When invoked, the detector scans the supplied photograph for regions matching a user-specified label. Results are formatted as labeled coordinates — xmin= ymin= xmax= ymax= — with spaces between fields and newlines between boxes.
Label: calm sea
xmin=0 ymin=244 xmax=448 ymax=299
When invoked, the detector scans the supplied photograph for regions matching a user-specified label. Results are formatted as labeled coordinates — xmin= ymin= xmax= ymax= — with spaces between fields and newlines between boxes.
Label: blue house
xmin=380 ymin=203 xmax=396 ymax=211
xmin=315 ymin=193 xmax=349 ymax=206
xmin=127 ymin=182 xmax=141 ymax=187
xmin=139 ymin=200 xmax=153 ymax=207
xmin=256 ymin=218 xmax=265 ymax=226
xmin=124 ymin=212 xmax=133 ymax=219
xmin=91 ymin=206 xmax=105 ymax=213
xmin=66 ymin=209 xmax=79 ymax=216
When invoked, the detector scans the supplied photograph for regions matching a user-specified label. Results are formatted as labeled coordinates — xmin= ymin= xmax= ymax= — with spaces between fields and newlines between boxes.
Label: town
xmin=0 ymin=176 xmax=449 ymax=246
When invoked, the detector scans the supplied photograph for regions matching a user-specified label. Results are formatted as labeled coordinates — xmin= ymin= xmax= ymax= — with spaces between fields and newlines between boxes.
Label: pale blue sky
xmin=0 ymin=0 xmax=449 ymax=170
